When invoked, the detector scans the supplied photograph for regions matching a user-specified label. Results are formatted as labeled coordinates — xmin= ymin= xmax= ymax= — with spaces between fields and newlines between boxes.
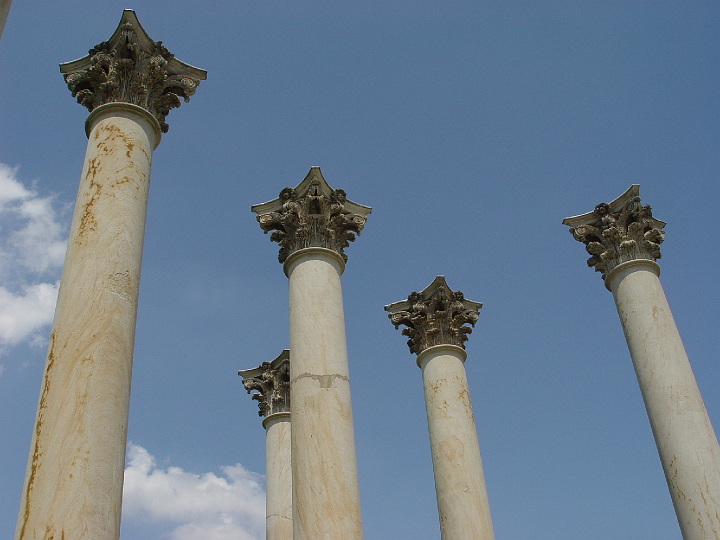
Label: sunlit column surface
xmin=385 ymin=276 xmax=495 ymax=540
xmin=564 ymin=185 xmax=720 ymax=540
xmin=252 ymin=168 xmax=370 ymax=540
xmin=240 ymin=350 xmax=293 ymax=540
xmin=15 ymin=11 xmax=205 ymax=540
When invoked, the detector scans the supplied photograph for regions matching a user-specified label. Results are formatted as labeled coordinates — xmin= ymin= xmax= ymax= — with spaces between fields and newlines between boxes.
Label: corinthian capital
xmin=60 ymin=10 xmax=207 ymax=133
xmin=563 ymin=185 xmax=665 ymax=279
xmin=385 ymin=276 xmax=482 ymax=355
xmin=251 ymin=167 xmax=372 ymax=264
xmin=239 ymin=350 xmax=290 ymax=418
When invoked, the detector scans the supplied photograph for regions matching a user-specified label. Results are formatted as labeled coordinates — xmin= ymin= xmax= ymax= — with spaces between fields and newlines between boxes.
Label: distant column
xmin=564 ymin=185 xmax=720 ymax=540
xmin=385 ymin=276 xmax=495 ymax=540
xmin=240 ymin=350 xmax=292 ymax=540
xmin=252 ymin=167 xmax=370 ymax=540
xmin=15 ymin=11 xmax=205 ymax=540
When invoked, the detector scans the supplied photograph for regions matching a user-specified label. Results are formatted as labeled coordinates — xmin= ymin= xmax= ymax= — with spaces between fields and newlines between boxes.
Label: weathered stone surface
xmin=15 ymin=104 xmax=157 ymax=540
xmin=251 ymin=167 xmax=371 ymax=264
xmin=16 ymin=12 xmax=205 ymax=539
xmin=385 ymin=277 xmax=494 ymax=539
xmin=240 ymin=353 xmax=292 ymax=540
xmin=418 ymin=345 xmax=495 ymax=540
xmin=608 ymin=261 xmax=720 ymax=540
xmin=60 ymin=10 xmax=206 ymax=133
xmin=562 ymin=185 xmax=665 ymax=280
xmin=239 ymin=350 xmax=290 ymax=417
xmin=263 ymin=413 xmax=292 ymax=540
xmin=285 ymin=249 xmax=363 ymax=540
xmin=566 ymin=186 xmax=720 ymax=540
xmin=385 ymin=276 xmax=482 ymax=355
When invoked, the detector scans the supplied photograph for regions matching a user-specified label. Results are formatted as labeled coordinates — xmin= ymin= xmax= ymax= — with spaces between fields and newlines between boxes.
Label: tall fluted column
xmin=239 ymin=350 xmax=293 ymax=540
xmin=15 ymin=11 xmax=205 ymax=540
xmin=564 ymin=185 xmax=720 ymax=540
xmin=252 ymin=167 xmax=370 ymax=540
xmin=385 ymin=276 xmax=495 ymax=540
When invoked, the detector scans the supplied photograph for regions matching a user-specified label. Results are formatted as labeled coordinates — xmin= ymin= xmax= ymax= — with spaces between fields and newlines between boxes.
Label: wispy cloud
xmin=123 ymin=443 xmax=266 ymax=540
xmin=0 ymin=164 xmax=68 ymax=354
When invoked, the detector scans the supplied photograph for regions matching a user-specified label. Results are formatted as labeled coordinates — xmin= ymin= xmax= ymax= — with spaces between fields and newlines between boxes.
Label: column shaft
xmin=15 ymin=104 xmax=158 ymax=540
xmin=418 ymin=345 xmax=495 ymax=540
xmin=286 ymin=248 xmax=363 ymax=540
xmin=608 ymin=261 xmax=720 ymax=539
xmin=264 ymin=413 xmax=292 ymax=540
xmin=0 ymin=0 xmax=11 ymax=39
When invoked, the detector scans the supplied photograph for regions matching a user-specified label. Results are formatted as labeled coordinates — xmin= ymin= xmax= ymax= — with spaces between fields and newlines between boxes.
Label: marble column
xmin=385 ymin=276 xmax=495 ymax=540
xmin=15 ymin=11 xmax=205 ymax=540
xmin=240 ymin=350 xmax=292 ymax=540
xmin=252 ymin=167 xmax=370 ymax=540
xmin=564 ymin=185 xmax=720 ymax=540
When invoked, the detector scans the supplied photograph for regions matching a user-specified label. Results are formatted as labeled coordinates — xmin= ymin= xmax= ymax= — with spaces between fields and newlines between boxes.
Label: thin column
xmin=564 ymin=185 xmax=720 ymax=540
xmin=252 ymin=168 xmax=370 ymax=540
xmin=240 ymin=350 xmax=292 ymax=540
xmin=385 ymin=276 xmax=495 ymax=540
xmin=15 ymin=11 xmax=205 ymax=540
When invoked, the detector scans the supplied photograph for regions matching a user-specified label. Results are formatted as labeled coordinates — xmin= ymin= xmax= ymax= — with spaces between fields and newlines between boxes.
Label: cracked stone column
xmin=15 ymin=11 xmax=205 ymax=540
xmin=239 ymin=350 xmax=292 ymax=540
xmin=385 ymin=276 xmax=495 ymax=540
xmin=564 ymin=185 xmax=720 ymax=540
xmin=252 ymin=167 xmax=370 ymax=540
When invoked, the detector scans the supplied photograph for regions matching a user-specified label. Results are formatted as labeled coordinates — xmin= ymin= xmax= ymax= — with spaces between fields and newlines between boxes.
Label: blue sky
xmin=1 ymin=2 xmax=719 ymax=539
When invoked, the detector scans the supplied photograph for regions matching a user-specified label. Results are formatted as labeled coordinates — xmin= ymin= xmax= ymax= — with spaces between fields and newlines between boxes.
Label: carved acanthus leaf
xmin=60 ymin=10 xmax=206 ymax=133
xmin=239 ymin=351 xmax=290 ymax=418
xmin=252 ymin=168 xmax=371 ymax=264
xmin=563 ymin=186 xmax=665 ymax=279
xmin=385 ymin=276 xmax=482 ymax=355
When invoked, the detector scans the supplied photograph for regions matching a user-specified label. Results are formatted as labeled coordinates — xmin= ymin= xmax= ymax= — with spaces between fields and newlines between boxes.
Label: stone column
xmin=385 ymin=276 xmax=495 ymax=540
xmin=252 ymin=167 xmax=370 ymax=540
xmin=0 ymin=0 xmax=12 ymax=40
xmin=564 ymin=185 xmax=720 ymax=540
xmin=239 ymin=350 xmax=292 ymax=540
xmin=15 ymin=11 xmax=205 ymax=540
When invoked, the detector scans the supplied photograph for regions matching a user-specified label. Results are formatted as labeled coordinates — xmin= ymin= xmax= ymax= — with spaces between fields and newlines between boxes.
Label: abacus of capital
xmin=564 ymin=185 xmax=720 ymax=540
xmin=15 ymin=11 xmax=205 ymax=540
xmin=240 ymin=350 xmax=292 ymax=540
xmin=385 ymin=276 xmax=496 ymax=540
xmin=252 ymin=167 xmax=370 ymax=540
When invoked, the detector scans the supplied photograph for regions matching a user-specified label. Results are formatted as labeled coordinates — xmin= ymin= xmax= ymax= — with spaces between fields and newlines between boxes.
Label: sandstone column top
xmin=251 ymin=167 xmax=372 ymax=264
xmin=385 ymin=276 xmax=482 ymax=357
xmin=59 ymin=9 xmax=207 ymax=134
xmin=563 ymin=185 xmax=666 ymax=285
xmin=239 ymin=350 xmax=291 ymax=419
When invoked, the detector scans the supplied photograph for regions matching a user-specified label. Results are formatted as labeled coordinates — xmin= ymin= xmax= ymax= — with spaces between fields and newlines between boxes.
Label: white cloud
xmin=0 ymin=163 xmax=68 ymax=351
xmin=0 ymin=282 xmax=59 ymax=346
xmin=123 ymin=443 xmax=266 ymax=540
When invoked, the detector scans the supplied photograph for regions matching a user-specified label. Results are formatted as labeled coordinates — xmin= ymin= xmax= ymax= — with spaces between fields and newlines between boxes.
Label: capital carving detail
xmin=563 ymin=185 xmax=665 ymax=280
xmin=385 ymin=276 xmax=482 ymax=355
xmin=60 ymin=10 xmax=207 ymax=133
xmin=251 ymin=167 xmax=371 ymax=264
xmin=239 ymin=350 xmax=290 ymax=418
